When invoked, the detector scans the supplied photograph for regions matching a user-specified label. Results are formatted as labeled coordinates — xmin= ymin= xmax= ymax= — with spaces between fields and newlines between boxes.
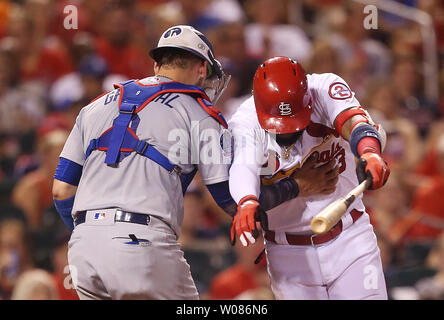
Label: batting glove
xmin=356 ymin=153 xmax=390 ymax=190
xmin=230 ymin=195 xmax=268 ymax=247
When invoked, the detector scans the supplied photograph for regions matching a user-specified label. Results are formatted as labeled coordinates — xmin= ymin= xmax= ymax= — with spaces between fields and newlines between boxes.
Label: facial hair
xmin=275 ymin=131 xmax=304 ymax=146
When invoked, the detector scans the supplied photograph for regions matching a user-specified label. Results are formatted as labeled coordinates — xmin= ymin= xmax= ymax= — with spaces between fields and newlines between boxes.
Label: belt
xmin=74 ymin=210 xmax=151 ymax=227
xmin=264 ymin=209 xmax=363 ymax=246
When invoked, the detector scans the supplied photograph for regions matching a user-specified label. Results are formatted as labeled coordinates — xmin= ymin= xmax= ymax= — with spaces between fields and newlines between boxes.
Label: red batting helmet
xmin=253 ymin=57 xmax=312 ymax=134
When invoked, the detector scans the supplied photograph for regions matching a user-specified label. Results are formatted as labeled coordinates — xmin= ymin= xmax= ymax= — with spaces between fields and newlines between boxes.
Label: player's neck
xmin=156 ymin=67 xmax=199 ymax=86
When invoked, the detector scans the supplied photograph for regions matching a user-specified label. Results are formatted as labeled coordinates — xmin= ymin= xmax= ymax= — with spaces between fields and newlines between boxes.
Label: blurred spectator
xmin=413 ymin=120 xmax=444 ymax=179
xmin=305 ymin=38 xmax=341 ymax=75
xmin=180 ymin=187 xmax=235 ymax=296
xmin=365 ymin=171 xmax=411 ymax=244
xmin=317 ymin=3 xmax=391 ymax=95
xmin=243 ymin=0 xmax=312 ymax=62
xmin=147 ymin=1 xmax=186 ymax=40
xmin=50 ymin=236 xmax=78 ymax=300
xmin=209 ymin=22 xmax=260 ymax=97
xmin=392 ymin=57 xmax=438 ymax=136
xmin=5 ymin=2 xmax=73 ymax=85
xmin=176 ymin=0 xmax=224 ymax=32
xmin=365 ymin=79 xmax=423 ymax=173
xmin=440 ymin=68 xmax=444 ymax=117
xmin=11 ymin=269 xmax=58 ymax=300
xmin=414 ymin=233 xmax=444 ymax=299
xmin=0 ymin=219 xmax=32 ymax=299
xmin=49 ymin=54 xmax=110 ymax=111
xmin=415 ymin=233 xmax=444 ymax=300
xmin=11 ymin=130 xmax=69 ymax=229
xmin=94 ymin=2 xmax=153 ymax=79
xmin=207 ymin=241 xmax=273 ymax=300
xmin=0 ymin=0 xmax=13 ymax=38
xmin=389 ymin=23 xmax=423 ymax=59
xmin=49 ymin=0 xmax=105 ymax=45
xmin=388 ymin=133 xmax=444 ymax=248
xmin=206 ymin=22 xmax=262 ymax=119
xmin=0 ymin=45 xmax=47 ymax=136
xmin=204 ymin=0 xmax=245 ymax=24
xmin=418 ymin=0 xmax=444 ymax=53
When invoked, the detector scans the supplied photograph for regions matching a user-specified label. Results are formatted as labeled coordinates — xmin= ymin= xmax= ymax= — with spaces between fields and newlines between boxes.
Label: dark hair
xmin=153 ymin=47 xmax=204 ymax=69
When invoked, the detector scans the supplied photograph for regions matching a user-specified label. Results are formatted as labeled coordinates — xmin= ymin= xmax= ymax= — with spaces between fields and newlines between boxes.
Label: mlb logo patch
xmin=86 ymin=208 xmax=116 ymax=225
xmin=94 ymin=212 xmax=106 ymax=220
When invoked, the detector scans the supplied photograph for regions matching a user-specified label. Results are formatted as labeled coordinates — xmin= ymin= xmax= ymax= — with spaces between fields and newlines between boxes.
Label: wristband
xmin=349 ymin=123 xmax=381 ymax=158
xmin=238 ymin=195 xmax=258 ymax=206
xmin=54 ymin=196 xmax=75 ymax=231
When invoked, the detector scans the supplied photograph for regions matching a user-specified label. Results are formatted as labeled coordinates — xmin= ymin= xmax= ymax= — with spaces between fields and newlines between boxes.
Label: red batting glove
xmin=230 ymin=195 xmax=262 ymax=247
xmin=356 ymin=152 xmax=390 ymax=190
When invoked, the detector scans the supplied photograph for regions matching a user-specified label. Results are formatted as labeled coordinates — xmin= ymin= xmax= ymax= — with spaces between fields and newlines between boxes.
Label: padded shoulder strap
xmin=113 ymin=80 xmax=211 ymax=113
xmin=197 ymin=98 xmax=228 ymax=129
xmin=116 ymin=80 xmax=228 ymax=128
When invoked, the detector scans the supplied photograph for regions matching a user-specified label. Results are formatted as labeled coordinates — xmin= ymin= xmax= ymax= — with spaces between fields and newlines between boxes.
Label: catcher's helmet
xmin=149 ymin=25 xmax=230 ymax=103
xmin=150 ymin=25 xmax=221 ymax=78
xmin=253 ymin=56 xmax=312 ymax=134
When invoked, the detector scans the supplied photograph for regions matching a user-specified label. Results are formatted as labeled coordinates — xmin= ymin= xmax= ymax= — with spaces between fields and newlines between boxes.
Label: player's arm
xmin=205 ymin=126 xmax=301 ymax=216
xmin=207 ymin=177 xmax=299 ymax=247
xmin=334 ymin=107 xmax=390 ymax=189
xmin=207 ymin=175 xmax=301 ymax=216
xmin=52 ymin=158 xmax=82 ymax=231
xmin=228 ymin=124 xmax=304 ymax=246
xmin=52 ymin=112 xmax=85 ymax=231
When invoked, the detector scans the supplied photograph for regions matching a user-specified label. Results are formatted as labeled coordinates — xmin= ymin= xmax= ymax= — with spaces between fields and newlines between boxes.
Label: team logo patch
xmin=328 ymin=82 xmax=352 ymax=100
xmin=94 ymin=212 xmax=106 ymax=220
xmin=164 ymin=27 xmax=182 ymax=38
xmin=279 ymin=102 xmax=292 ymax=116
xmin=219 ymin=129 xmax=233 ymax=158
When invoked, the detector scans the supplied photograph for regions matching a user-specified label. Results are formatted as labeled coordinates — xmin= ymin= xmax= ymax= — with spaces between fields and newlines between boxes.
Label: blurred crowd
xmin=0 ymin=0 xmax=443 ymax=300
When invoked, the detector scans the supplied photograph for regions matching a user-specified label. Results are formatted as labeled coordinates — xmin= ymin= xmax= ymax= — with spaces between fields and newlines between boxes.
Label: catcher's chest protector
xmin=85 ymin=80 xmax=227 ymax=173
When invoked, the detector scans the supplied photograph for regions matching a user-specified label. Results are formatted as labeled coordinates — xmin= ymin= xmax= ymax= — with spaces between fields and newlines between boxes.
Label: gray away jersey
xmin=60 ymin=76 xmax=230 ymax=237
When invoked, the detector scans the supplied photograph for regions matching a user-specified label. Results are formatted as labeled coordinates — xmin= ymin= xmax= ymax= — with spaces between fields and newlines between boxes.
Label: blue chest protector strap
xmin=86 ymin=80 xmax=227 ymax=175
xmin=104 ymin=99 xmax=136 ymax=165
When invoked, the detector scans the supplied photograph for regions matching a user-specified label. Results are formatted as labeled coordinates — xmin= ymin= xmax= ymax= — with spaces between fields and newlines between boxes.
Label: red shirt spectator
xmin=208 ymin=264 xmax=258 ymax=299
xmin=404 ymin=175 xmax=444 ymax=241
xmin=415 ymin=148 xmax=440 ymax=178
xmin=95 ymin=37 xmax=152 ymax=79
xmin=20 ymin=45 xmax=73 ymax=84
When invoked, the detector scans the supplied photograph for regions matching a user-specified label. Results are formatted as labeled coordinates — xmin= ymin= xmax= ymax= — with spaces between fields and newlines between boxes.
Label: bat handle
xmin=310 ymin=177 xmax=371 ymax=235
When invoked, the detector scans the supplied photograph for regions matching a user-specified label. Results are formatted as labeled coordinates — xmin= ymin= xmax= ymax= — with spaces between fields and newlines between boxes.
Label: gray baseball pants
xmin=67 ymin=209 xmax=198 ymax=300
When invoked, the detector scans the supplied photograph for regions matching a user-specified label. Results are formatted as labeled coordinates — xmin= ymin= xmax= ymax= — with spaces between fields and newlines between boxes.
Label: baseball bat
xmin=310 ymin=177 xmax=371 ymax=235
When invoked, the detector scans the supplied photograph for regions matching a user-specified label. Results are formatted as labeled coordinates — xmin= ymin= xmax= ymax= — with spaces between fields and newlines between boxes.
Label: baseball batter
xmin=229 ymin=57 xmax=390 ymax=300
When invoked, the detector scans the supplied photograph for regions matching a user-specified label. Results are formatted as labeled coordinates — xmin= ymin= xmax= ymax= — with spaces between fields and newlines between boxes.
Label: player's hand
xmin=356 ymin=153 xmax=390 ymax=190
xmin=230 ymin=195 xmax=268 ymax=247
xmin=291 ymin=153 xmax=339 ymax=196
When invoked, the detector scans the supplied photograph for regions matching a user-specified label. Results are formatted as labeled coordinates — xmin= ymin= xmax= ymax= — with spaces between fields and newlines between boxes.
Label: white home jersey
xmin=229 ymin=73 xmax=369 ymax=234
